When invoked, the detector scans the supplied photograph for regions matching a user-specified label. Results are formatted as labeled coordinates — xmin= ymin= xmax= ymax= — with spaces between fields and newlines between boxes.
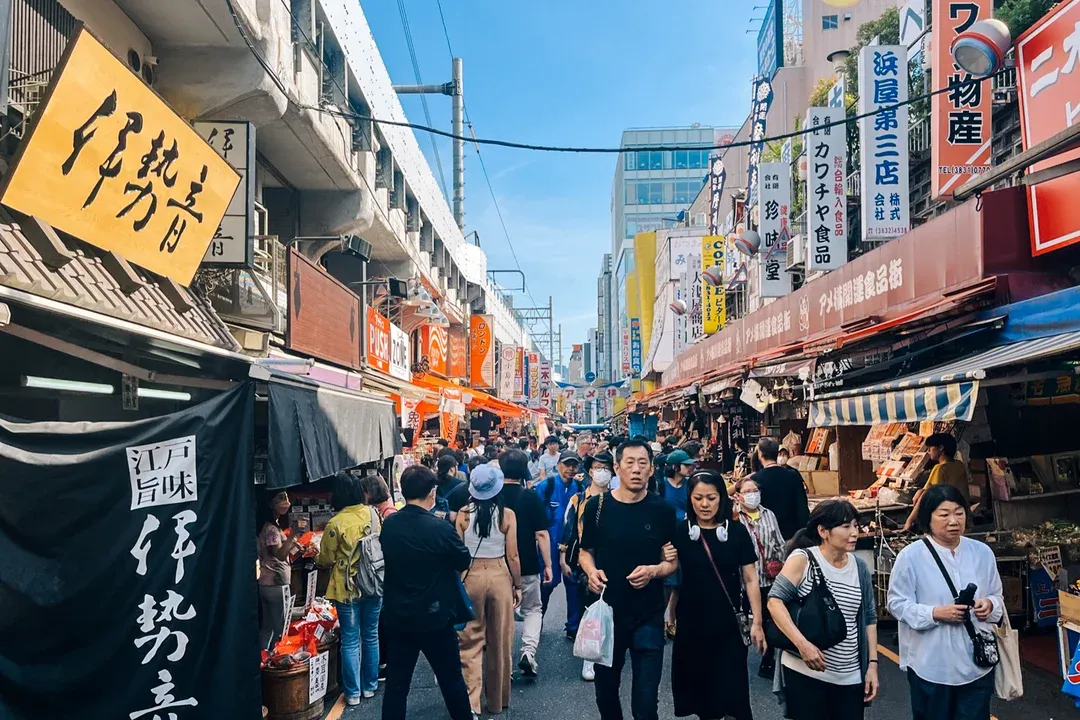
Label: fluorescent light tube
xmin=22 ymin=376 xmax=114 ymax=394
xmin=137 ymin=388 xmax=192 ymax=401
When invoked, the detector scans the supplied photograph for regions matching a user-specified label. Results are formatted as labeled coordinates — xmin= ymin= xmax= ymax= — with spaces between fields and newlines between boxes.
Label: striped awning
xmin=808 ymin=381 xmax=979 ymax=428
xmin=817 ymin=330 xmax=1080 ymax=400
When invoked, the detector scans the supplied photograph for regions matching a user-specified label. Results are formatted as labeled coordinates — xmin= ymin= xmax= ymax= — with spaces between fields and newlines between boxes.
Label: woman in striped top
xmin=768 ymin=500 xmax=879 ymax=720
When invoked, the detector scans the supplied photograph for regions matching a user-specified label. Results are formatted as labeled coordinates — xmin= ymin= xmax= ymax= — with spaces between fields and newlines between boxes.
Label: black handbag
xmin=766 ymin=550 xmax=848 ymax=653
xmin=922 ymin=539 xmax=999 ymax=669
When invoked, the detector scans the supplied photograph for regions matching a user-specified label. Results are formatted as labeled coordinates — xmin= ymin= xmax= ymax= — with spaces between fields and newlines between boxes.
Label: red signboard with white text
xmin=420 ymin=325 xmax=448 ymax=377
xmin=366 ymin=307 xmax=391 ymax=374
xmin=1016 ymin=0 xmax=1080 ymax=254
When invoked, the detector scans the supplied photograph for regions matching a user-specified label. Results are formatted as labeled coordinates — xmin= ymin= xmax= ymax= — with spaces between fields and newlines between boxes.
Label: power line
xmin=396 ymin=0 xmax=450 ymax=203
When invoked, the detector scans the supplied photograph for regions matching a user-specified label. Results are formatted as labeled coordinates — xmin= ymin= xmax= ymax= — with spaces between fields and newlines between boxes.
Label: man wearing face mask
xmin=559 ymin=451 xmax=616 ymax=678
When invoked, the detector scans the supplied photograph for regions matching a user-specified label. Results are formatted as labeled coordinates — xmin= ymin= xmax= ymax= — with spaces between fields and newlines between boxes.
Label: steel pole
xmin=452 ymin=57 xmax=465 ymax=231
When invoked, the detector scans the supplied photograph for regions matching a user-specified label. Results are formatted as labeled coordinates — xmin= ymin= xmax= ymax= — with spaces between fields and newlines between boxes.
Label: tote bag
xmin=993 ymin=612 xmax=1023 ymax=701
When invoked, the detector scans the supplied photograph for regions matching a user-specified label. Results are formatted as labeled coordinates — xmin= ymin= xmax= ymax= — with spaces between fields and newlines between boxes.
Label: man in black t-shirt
xmin=497 ymin=449 xmax=553 ymax=678
xmin=751 ymin=436 xmax=809 ymax=540
xmin=579 ymin=439 xmax=677 ymax=720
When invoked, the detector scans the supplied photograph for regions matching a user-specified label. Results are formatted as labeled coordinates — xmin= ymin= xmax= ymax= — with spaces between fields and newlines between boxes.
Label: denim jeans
xmin=335 ymin=597 xmax=382 ymax=697
xmin=593 ymin=613 xmax=666 ymax=720
xmin=908 ymin=667 xmax=994 ymax=720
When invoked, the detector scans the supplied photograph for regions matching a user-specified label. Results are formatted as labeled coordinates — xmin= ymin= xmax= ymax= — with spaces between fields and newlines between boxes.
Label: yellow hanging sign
xmin=701 ymin=235 xmax=726 ymax=334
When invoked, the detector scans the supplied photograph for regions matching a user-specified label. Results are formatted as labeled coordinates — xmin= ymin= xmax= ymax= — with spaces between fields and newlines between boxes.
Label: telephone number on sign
xmin=938 ymin=165 xmax=991 ymax=175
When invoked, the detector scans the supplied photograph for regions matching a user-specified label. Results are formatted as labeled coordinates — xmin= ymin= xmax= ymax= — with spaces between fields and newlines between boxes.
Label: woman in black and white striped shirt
xmin=768 ymin=500 xmax=879 ymax=720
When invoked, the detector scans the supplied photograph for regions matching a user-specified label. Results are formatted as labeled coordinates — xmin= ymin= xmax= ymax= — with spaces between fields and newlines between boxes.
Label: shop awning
xmin=412 ymin=373 xmax=529 ymax=420
xmin=254 ymin=367 xmax=401 ymax=488
xmin=808 ymin=381 xmax=979 ymax=427
xmin=808 ymin=328 xmax=1080 ymax=426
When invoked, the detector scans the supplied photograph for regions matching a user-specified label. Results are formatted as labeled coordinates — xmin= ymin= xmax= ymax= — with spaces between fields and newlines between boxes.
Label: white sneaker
xmin=346 ymin=695 xmax=361 ymax=706
xmin=362 ymin=690 xmax=376 ymax=699
xmin=581 ymin=660 xmax=595 ymax=681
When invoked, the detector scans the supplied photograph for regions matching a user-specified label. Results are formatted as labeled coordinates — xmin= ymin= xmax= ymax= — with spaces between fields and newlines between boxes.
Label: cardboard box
xmin=811 ymin=471 xmax=840 ymax=497
xmin=1003 ymin=576 xmax=1024 ymax=615
xmin=800 ymin=471 xmax=815 ymax=494
xmin=1060 ymin=590 xmax=1080 ymax=624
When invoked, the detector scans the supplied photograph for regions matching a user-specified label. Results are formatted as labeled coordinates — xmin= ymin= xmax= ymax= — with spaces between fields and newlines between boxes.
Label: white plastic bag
xmin=573 ymin=589 xmax=614 ymax=667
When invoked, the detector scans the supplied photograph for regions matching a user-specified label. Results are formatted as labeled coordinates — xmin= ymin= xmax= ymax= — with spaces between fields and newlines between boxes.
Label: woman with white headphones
xmin=669 ymin=469 xmax=766 ymax=720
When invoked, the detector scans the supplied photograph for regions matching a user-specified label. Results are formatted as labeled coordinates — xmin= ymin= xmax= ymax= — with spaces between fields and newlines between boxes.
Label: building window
xmin=688 ymin=149 xmax=704 ymax=170
xmin=624 ymin=153 xmax=635 ymax=171
xmin=636 ymin=151 xmax=649 ymax=171
xmin=675 ymin=150 xmax=688 ymax=169
xmin=822 ymin=15 xmax=838 ymax=30
xmin=673 ymin=181 xmax=691 ymax=205
xmin=650 ymin=151 xmax=663 ymax=170
xmin=649 ymin=182 xmax=663 ymax=204
xmin=625 ymin=182 xmax=638 ymax=205
xmin=636 ymin=182 xmax=650 ymax=205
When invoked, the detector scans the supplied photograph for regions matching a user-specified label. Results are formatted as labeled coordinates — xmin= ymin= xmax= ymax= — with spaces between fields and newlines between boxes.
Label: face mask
xmin=741 ymin=491 xmax=762 ymax=510
xmin=778 ymin=457 xmax=789 ymax=466
xmin=591 ymin=468 xmax=613 ymax=488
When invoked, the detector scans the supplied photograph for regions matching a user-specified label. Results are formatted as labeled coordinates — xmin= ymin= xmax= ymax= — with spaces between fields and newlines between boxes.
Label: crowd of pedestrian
xmin=271 ymin=424 xmax=1006 ymax=720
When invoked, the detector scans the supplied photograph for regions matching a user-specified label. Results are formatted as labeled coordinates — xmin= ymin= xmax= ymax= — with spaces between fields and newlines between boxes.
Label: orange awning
xmin=413 ymin=373 xmax=530 ymax=420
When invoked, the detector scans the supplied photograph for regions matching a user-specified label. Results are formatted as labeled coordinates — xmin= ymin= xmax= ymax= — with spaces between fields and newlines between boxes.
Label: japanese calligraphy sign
xmin=0 ymin=384 xmax=259 ymax=719
xmin=1016 ymin=0 xmax=1080 ymax=254
xmin=758 ymin=162 xmax=793 ymax=298
xmin=746 ymin=77 xmax=774 ymax=209
xmin=539 ymin=360 xmax=553 ymax=410
xmin=498 ymin=345 xmax=516 ymax=399
xmin=194 ymin=120 xmax=254 ymax=266
xmin=931 ymin=0 xmax=993 ymax=199
xmin=422 ymin=324 xmax=449 ymax=378
xmin=0 ymin=29 xmax=240 ymax=286
xmin=701 ymin=236 xmax=726 ymax=334
xmin=858 ymin=45 xmax=910 ymax=241
xmin=468 ymin=314 xmax=494 ymax=388
xmin=366 ymin=307 xmax=392 ymax=375
xmin=667 ymin=234 xmax=701 ymax=282
xmin=707 ymin=156 xmax=727 ymax=235
xmin=804 ymin=108 xmax=848 ymax=272
xmin=513 ymin=347 xmax=525 ymax=402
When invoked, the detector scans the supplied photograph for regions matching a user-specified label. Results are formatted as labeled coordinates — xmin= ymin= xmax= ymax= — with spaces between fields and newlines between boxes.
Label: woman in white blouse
xmin=888 ymin=484 xmax=1005 ymax=720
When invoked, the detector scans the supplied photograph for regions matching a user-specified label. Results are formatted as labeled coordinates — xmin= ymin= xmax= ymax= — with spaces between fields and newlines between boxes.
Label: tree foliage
xmin=996 ymin=0 xmax=1058 ymax=39
xmin=843 ymin=6 xmax=901 ymax=92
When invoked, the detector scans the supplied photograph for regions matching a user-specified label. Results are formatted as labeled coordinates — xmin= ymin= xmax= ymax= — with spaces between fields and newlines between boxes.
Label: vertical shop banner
xmin=400 ymin=396 xmax=422 ymax=445
xmin=527 ymin=352 xmax=540 ymax=408
xmin=701 ymin=236 xmax=726 ymax=334
xmin=746 ymin=76 xmax=775 ymax=209
xmin=1016 ymin=0 xmax=1080 ymax=254
xmin=804 ymin=108 xmax=848 ymax=272
xmin=539 ymin=361 xmax=553 ymax=411
xmin=389 ymin=323 xmax=410 ymax=381
xmin=468 ymin=315 xmax=495 ymax=389
xmin=931 ymin=0 xmax=993 ymax=200
xmin=421 ymin=325 xmax=449 ymax=377
xmin=0 ymin=28 xmax=241 ymax=286
xmin=630 ymin=318 xmax=643 ymax=377
xmin=498 ymin=345 xmax=516 ymax=399
xmin=858 ymin=45 xmax=910 ymax=241
xmin=620 ymin=324 xmax=632 ymax=377
xmin=707 ymin=157 xmax=727 ymax=234
xmin=446 ymin=325 xmax=468 ymax=381
xmin=0 ymin=385 xmax=260 ymax=719
xmin=195 ymin=120 xmax=256 ymax=266
xmin=512 ymin=347 xmax=525 ymax=402
xmin=758 ymin=162 xmax=793 ymax=298
xmin=366 ymin=307 xmax=392 ymax=374
xmin=828 ymin=73 xmax=846 ymax=109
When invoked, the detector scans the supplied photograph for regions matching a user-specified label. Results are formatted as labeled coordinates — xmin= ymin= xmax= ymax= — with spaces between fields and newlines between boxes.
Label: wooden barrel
xmin=261 ymin=662 xmax=324 ymax=720
xmin=317 ymin=636 xmax=339 ymax=696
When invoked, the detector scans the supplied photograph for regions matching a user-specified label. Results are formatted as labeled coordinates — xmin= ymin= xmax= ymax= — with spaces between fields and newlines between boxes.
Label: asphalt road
xmin=335 ymin=589 xmax=1076 ymax=719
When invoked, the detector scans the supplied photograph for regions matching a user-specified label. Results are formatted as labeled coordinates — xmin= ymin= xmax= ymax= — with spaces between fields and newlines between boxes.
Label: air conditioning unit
xmin=786 ymin=233 xmax=806 ymax=271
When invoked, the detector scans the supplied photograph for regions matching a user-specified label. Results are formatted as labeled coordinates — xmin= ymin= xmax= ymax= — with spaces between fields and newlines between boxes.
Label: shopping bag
xmin=574 ymin=589 xmax=614 ymax=667
xmin=993 ymin=612 xmax=1023 ymax=701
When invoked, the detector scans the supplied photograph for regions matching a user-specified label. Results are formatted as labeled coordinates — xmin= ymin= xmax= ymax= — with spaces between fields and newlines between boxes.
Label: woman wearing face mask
xmin=735 ymin=477 xmax=787 ymax=679
xmin=558 ymin=451 xmax=615 ymax=681
xmin=257 ymin=490 xmax=296 ymax=650
xmin=669 ymin=470 xmax=765 ymax=720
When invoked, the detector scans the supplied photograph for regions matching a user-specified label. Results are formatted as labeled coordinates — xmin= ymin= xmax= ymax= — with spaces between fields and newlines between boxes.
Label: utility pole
xmin=392 ymin=57 xmax=465 ymax=231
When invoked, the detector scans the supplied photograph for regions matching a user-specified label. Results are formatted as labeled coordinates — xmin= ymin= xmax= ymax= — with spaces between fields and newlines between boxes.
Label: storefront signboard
xmin=539 ymin=361 xmax=553 ymax=411
xmin=446 ymin=325 xmax=467 ymax=381
xmin=804 ymin=107 xmax=847 ymax=272
xmin=701 ymin=235 xmax=726 ymax=334
xmin=513 ymin=347 xmax=525 ymax=402
xmin=931 ymin=0 xmax=993 ymax=200
xmin=194 ymin=120 xmax=255 ymax=265
xmin=287 ymin=249 xmax=361 ymax=370
xmin=498 ymin=345 xmax=516 ymax=399
xmin=469 ymin=314 xmax=495 ymax=388
xmin=0 ymin=28 xmax=240 ymax=286
xmin=858 ymin=45 xmax=910 ymax=241
xmin=366 ymin=307 xmax=392 ymax=374
xmin=389 ymin=323 xmax=410 ymax=381
xmin=1016 ymin=0 xmax=1080 ymax=254
xmin=421 ymin=325 xmax=449 ymax=378
xmin=758 ymin=162 xmax=792 ymax=297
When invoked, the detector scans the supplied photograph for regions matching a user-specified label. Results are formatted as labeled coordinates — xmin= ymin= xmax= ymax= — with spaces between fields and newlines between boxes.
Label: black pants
xmin=908 ymin=668 xmax=994 ymax=720
xmin=782 ymin=667 xmax=864 ymax=720
xmin=758 ymin=586 xmax=776 ymax=673
xmin=594 ymin=614 xmax=666 ymax=720
xmin=381 ymin=625 xmax=472 ymax=720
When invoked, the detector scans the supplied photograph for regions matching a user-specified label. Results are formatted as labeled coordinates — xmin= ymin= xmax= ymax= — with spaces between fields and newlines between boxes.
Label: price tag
xmin=308 ymin=652 xmax=329 ymax=703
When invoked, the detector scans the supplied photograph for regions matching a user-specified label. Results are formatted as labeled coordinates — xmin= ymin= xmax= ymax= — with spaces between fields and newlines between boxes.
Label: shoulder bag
xmin=765 ymin=549 xmax=848 ymax=653
xmin=700 ymin=529 xmax=751 ymax=646
xmin=922 ymin=538 xmax=999 ymax=669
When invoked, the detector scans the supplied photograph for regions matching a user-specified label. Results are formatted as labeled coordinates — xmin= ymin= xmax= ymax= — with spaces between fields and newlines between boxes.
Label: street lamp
xmin=951 ymin=19 xmax=1011 ymax=77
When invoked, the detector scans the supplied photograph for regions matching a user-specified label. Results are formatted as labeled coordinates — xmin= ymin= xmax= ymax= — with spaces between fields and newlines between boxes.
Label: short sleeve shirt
xmin=501 ymin=483 xmax=549 ymax=576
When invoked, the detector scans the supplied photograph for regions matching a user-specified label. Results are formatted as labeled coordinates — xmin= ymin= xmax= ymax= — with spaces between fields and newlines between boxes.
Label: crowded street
xmin=7 ymin=1 xmax=1080 ymax=720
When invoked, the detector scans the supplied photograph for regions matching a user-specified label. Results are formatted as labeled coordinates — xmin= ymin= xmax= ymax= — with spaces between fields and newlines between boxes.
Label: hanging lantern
xmin=669 ymin=298 xmax=688 ymax=315
xmin=950 ymin=19 xmax=1011 ymax=77
xmin=735 ymin=229 xmax=761 ymax=256
xmin=702 ymin=265 xmax=723 ymax=287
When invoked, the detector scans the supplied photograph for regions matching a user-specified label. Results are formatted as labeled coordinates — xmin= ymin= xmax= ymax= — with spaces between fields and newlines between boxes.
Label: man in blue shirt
xmin=534 ymin=450 xmax=584 ymax=634
xmin=661 ymin=449 xmax=694 ymax=522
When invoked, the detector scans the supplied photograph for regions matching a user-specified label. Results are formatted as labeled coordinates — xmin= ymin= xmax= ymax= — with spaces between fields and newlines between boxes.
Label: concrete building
xmin=596 ymin=253 xmax=613 ymax=381
xmin=22 ymin=0 xmax=531 ymax=361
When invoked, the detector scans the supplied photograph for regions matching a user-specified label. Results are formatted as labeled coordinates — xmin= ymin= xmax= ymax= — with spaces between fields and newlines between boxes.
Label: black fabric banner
xmin=0 ymin=384 xmax=261 ymax=720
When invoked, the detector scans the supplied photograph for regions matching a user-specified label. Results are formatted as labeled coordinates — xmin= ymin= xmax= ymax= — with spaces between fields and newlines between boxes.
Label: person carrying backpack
xmin=534 ymin=450 xmax=584 ymax=628
xmin=316 ymin=472 xmax=383 ymax=706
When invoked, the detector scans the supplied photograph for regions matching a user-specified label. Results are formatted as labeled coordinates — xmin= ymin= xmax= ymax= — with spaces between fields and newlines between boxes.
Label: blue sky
xmin=363 ymin=0 xmax=759 ymax=359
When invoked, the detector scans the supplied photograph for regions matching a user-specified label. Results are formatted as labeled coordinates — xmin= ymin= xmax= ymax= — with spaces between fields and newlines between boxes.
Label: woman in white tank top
xmin=454 ymin=464 xmax=521 ymax=717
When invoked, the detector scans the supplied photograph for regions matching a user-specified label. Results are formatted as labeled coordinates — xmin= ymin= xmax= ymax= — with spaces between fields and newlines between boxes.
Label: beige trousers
xmin=458 ymin=557 xmax=513 ymax=714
